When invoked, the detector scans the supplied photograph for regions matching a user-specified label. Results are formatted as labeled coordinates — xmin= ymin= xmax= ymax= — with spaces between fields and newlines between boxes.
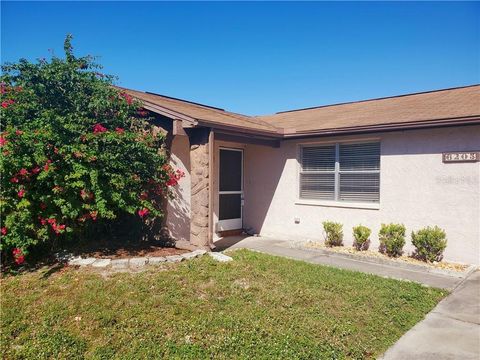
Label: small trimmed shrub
xmin=322 ymin=221 xmax=343 ymax=247
xmin=379 ymin=223 xmax=406 ymax=257
xmin=353 ymin=225 xmax=371 ymax=251
xmin=411 ymin=226 xmax=447 ymax=263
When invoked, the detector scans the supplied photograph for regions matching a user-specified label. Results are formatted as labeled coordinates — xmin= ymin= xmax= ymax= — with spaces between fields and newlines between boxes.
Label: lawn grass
xmin=1 ymin=249 xmax=446 ymax=359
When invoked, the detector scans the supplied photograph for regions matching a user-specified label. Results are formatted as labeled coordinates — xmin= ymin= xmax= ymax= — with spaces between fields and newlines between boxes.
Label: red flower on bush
xmin=52 ymin=224 xmax=66 ymax=235
xmin=0 ymin=136 xmax=7 ymax=146
xmin=120 ymin=92 xmax=133 ymax=105
xmin=138 ymin=208 xmax=149 ymax=218
xmin=18 ymin=168 xmax=29 ymax=176
xmin=43 ymin=159 xmax=52 ymax=172
xmin=17 ymin=189 xmax=25 ymax=198
xmin=93 ymin=123 xmax=107 ymax=133
xmin=1 ymin=227 xmax=7 ymax=236
xmin=45 ymin=217 xmax=65 ymax=234
xmin=166 ymin=176 xmax=177 ymax=187
xmin=166 ymin=168 xmax=185 ymax=187
xmin=176 ymin=169 xmax=185 ymax=178
xmin=12 ymin=248 xmax=25 ymax=265
xmin=10 ymin=177 xmax=19 ymax=183
xmin=80 ymin=189 xmax=94 ymax=201
xmin=115 ymin=127 xmax=125 ymax=134
xmin=31 ymin=166 xmax=41 ymax=174
xmin=15 ymin=129 xmax=23 ymax=135
xmin=1 ymin=99 xmax=14 ymax=108
xmin=89 ymin=211 xmax=98 ymax=221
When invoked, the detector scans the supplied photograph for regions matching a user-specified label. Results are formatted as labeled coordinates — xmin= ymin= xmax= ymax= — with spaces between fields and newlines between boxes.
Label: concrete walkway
xmin=381 ymin=270 xmax=480 ymax=360
xmin=215 ymin=236 xmax=467 ymax=290
xmin=215 ymin=236 xmax=479 ymax=359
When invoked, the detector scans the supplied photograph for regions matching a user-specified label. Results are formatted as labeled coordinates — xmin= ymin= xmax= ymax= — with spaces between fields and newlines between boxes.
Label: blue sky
xmin=1 ymin=1 xmax=479 ymax=115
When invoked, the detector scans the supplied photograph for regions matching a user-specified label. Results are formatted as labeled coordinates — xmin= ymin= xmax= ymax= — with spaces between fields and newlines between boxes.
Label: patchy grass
xmin=1 ymin=250 xmax=446 ymax=359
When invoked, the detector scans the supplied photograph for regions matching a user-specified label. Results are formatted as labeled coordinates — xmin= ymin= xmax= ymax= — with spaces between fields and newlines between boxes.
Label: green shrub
xmin=379 ymin=223 xmax=406 ymax=257
xmin=322 ymin=221 xmax=343 ymax=247
xmin=411 ymin=226 xmax=447 ymax=263
xmin=352 ymin=225 xmax=371 ymax=251
xmin=0 ymin=36 xmax=184 ymax=265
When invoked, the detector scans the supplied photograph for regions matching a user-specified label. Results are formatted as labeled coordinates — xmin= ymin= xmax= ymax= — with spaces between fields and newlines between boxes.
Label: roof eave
xmin=195 ymin=119 xmax=283 ymax=138
xmin=281 ymin=116 xmax=480 ymax=139
xmin=141 ymin=101 xmax=198 ymax=125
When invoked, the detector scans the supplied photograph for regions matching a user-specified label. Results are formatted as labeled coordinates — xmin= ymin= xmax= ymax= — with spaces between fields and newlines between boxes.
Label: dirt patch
xmin=233 ymin=278 xmax=250 ymax=290
xmin=67 ymin=237 xmax=188 ymax=260
xmin=77 ymin=246 xmax=188 ymax=259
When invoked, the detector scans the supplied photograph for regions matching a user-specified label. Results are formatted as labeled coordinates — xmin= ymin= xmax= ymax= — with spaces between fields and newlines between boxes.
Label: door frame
xmin=217 ymin=147 xmax=244 ymax=232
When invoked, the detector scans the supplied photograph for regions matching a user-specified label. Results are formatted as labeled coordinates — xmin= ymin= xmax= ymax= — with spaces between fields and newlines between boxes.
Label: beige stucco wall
xmin=166 ymin=135 xmax=191 ymax=242
xmin=243 ymin=125 xmax=480 ymax=265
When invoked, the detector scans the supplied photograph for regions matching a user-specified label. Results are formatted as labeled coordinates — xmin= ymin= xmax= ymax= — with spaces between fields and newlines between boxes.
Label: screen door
xmin=217 ymin=148 xmax=243 ymax=231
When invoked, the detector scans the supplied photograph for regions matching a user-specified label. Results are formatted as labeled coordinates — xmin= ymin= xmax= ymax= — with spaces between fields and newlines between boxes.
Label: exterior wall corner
xmin=189 ymin=128 xmax=212 ymax=248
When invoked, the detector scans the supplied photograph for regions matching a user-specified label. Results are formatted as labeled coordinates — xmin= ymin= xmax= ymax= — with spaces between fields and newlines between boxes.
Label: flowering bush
xmin=0 ymin=35 xmax=183 ymax=265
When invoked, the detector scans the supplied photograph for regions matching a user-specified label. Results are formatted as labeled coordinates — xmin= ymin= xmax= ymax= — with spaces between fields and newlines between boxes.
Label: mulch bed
xmin=2 ymin=238 xmax=189 ymax=274
xmin=71 ymin=241 xmax=189 ymax=260
xmin=66 ymin=235 xmax=189 ymax=260
xmin=83 ymin=246 xmax=188 ymax=259
xmin=302 ymin=241 xmax=469 ymax=272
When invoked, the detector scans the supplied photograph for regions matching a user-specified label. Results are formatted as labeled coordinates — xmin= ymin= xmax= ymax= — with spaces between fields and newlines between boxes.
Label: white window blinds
xmin=339 ymin=142 xmax=380 ymax=202
xmin=300 ymin=142 xmax=380 ymax=203
xmin=300 ymin=145 xmax=336 ymax=200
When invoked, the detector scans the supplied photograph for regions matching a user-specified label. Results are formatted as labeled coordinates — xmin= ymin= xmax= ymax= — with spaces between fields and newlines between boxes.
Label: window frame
xmin=297 ymin=139 xmax=381 ymax=210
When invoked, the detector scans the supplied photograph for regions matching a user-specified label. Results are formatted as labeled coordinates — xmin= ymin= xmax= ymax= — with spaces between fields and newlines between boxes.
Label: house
xmin=120 ymin=85 xmax=480 ymax=265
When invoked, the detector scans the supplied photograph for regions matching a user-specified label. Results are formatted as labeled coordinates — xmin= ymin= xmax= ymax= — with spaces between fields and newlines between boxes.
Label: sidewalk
xmin=381 ymin=270 xmax=480 ymax=359
xmin=216 ymin=236 xmax=467 ymax=290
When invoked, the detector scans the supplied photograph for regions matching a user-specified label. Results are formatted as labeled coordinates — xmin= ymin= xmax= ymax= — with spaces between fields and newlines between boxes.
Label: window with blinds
xmin=300 ymin=142 xmax=380 ymax=203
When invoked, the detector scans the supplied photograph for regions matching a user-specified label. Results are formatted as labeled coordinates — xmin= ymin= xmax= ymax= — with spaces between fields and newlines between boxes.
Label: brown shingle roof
xmin=257 ymin=85 xmax=480 ymax=134
xmin=120 ymin=85 xmax=480 ymax=137
xmin=118 ymin=87 xmax=280 ymax=135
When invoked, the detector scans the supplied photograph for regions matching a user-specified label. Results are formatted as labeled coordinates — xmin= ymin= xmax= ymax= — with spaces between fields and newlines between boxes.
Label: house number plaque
xmin=442 ymin=151 xmax=480 ymax=163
